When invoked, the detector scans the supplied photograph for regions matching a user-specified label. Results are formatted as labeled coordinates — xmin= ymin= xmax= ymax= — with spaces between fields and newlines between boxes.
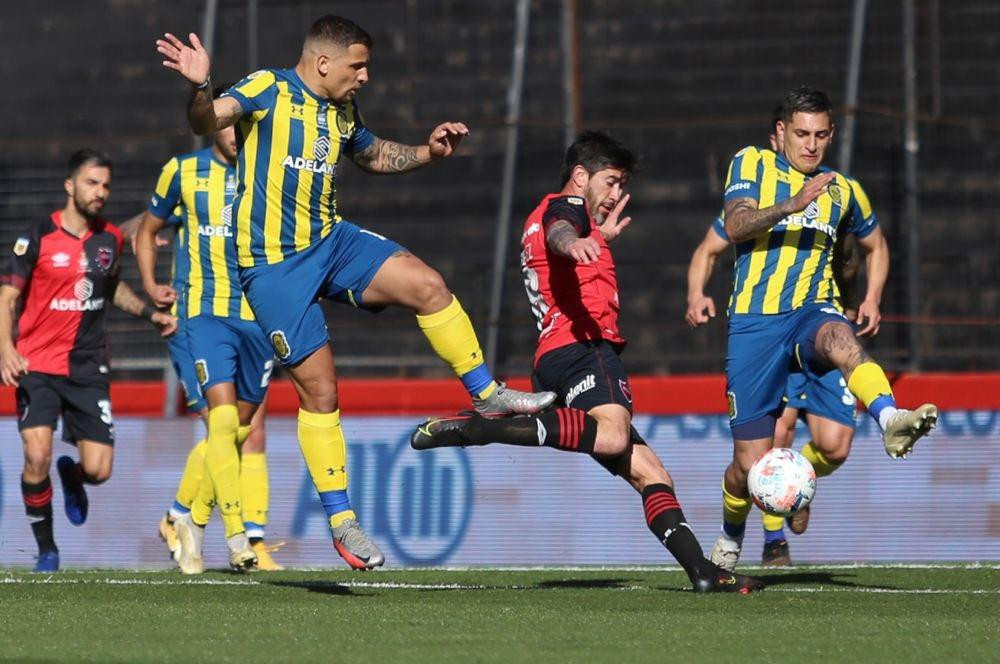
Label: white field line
xmin=0 ymin=577 xmax=996 ymax=594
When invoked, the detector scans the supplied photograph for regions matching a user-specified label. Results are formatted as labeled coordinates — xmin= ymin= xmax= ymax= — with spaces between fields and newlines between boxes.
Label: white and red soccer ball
xmin=748 ymin=448 xmax=817 ymax=516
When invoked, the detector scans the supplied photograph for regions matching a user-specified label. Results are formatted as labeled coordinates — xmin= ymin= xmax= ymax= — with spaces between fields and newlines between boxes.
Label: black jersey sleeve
xmin=541 ymin=195 xmax=591 ymax=237
xmin=0 ymin=221 xmax=44 ymax=292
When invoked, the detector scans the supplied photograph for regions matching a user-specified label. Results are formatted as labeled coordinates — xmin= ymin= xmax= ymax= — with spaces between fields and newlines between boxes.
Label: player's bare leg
xmin=615 ymin=442 xmax=763 ymax=593
xmin=712 ymin=435 xmax=773 ymax=571
xmin=362 ymin=252 xmax=555 ymax=416
xmin=814 ymin=321 xmax=937 ymax=458
xmin=53 ymin=438 xmax=112 ymax=532
xmin=21 ymin=427 xmax=59 ymax=571
xmin=287 ymin=346 xmax=384 ymax=569
xmin=787 ymin=414 xmax=853 ymax=536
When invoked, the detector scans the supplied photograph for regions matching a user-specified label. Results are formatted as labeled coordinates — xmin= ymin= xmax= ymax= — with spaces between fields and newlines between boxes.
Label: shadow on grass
xmin=655 ymin=571 xmax=898 ymax=593
xmin=265 ymin=580 xmax=367 ymax=597
xmin=535 ymin=578 xmax=632 ymax=590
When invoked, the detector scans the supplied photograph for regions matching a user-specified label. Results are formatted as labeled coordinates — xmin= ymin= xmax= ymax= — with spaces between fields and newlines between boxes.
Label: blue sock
xmin=460 ymin=364 xmax=495 ymax=398
xmin=722 ymin=521 xmax=746 ymax=539
xmin=764 ymin=527 xmax=786 ymax=544
xmin=869 ymin=394 xmax=897 ymax=425
xmin=319 ymin=489 xmax=352 ymax=519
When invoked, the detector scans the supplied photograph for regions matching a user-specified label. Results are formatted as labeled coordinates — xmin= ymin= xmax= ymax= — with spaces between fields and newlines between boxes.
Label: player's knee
xmin=298 ymin=378 xmax=339 ymax=413
xmin=594 ymin=427 xmax=629 ymax=456
xmin=23 ymin=449 xmax=52 ymax=476
xmin=412 ymin=269 xmax=451 ymax=312
xmin=80 ymin=459 xmax=112 ymax=484
xmin=820 ymin=432 xmax=852 ymax=464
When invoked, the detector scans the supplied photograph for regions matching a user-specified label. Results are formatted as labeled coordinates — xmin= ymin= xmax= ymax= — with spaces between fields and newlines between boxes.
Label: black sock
xmin=467 ymin=409 xmax=598 ymax=454
xmin=22 ymin=476 xmax=57 ymax=554
xmin=642 ymin=483 xmax=714 ymax=582
xmin=249 ymin=537 xmax=263 ymax=546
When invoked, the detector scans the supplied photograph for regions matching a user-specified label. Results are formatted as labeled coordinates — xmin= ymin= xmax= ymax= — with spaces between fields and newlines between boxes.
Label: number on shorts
xmin=260 ymin=360 xmax=274 ymax=388
xmin=838 ymin=378 xmax=854 ymax=406
xmin=97 ymin=399 xmax=113 ymax=425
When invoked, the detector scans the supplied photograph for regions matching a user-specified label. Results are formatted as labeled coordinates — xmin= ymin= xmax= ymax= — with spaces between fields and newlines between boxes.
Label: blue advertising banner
xmin=0 ymin=412 xmax=997 ymax=568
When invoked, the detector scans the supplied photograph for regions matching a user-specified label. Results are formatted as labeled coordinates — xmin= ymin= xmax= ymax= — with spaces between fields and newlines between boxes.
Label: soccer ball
xmin=747 ymin=448 xmax=817 ymax=516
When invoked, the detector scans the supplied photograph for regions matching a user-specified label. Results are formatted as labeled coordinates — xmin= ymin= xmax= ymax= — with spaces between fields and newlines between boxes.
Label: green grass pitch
xmin=0 ymin=565 xmax=995 ymax=662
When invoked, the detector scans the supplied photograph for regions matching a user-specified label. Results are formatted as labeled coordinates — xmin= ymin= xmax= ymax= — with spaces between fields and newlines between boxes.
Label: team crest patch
xmin=194 ymin=360 xmax=209 ymax=386
xmin=336 ymin=109 xmax=350 ymax=136
xmin=727 ymin=391 xmax=738 ymax=420
xmin=826 ymin=183 xmax=845 ymax=207
xmin=98 ymin=246 xmax=113 ymax=270
xmin=12 ymin=237 xmax=28 ymax=256
xmin=619 ymin=378 xmax=633 ymax=403
xmin=270 ymin=331 xmax=291 ymax=360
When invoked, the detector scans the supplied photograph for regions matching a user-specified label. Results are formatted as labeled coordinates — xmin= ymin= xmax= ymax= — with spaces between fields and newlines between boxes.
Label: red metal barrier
xmin=1 ymin=373 xmax=998 ymax=416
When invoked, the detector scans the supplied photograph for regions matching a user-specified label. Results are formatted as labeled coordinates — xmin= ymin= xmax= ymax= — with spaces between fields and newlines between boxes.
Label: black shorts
xmin=16 ymin=372 xmax=115 ymax=445
xmin=532 ymin=340 xmax=642 ymax=475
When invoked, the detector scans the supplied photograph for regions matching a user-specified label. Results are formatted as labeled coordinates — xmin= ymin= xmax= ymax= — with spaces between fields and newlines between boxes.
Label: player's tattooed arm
xmin=546 ymin=220 xmax=601 ymax=264
xmin=833 ymin=233 xmax=861 ymax=317
xmin=113 ymin=281 xmax=178 ymax=337
xmin=188 ymin=93 xmax=242 ymax=135
xmin=724 ymin=171 xmax=837 ymax=243
xmin=351 ymin=138 xmax=429 ymax=174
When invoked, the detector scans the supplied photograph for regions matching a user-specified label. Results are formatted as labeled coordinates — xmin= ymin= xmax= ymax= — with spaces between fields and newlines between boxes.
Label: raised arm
xmin=853 ymin=225 xmax=889 ymax=337
xmin=0 ymin=285 xmax=28 ymax=386
xmin=156 ymin=32 xmax=242 ymax=134
xmin=113 ymin=281 xmax=177 ymax=337
xmin=723 ymin=170 xmax=837 ymax=243
xmin=350 ymin=122 xmax=468 ymax=174
xmin=685 ymin=226 xmax=731 ymax=328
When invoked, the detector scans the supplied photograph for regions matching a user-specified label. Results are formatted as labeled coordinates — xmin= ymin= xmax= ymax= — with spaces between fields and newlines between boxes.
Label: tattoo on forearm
xmin=353 ymin=138 xmax=424 ymax=174
xmin=545 ymin=220 xmax=580 ymax=257
xmin=723 ymin=197 xmax=789 ymax=243
xmin=113 ymin=281 xmax=146 ymax=318
xmin=817 ymin=321 xmax=871 ymax=374
xmin=833 ymin=235 xmax=860 ymax=309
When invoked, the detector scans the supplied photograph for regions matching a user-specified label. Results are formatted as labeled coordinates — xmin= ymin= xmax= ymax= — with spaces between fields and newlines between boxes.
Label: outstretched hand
xmin=598 ymin=194 xmax=632 ymax=242
xmin=156 ymin=32 xmax=211 ymax=86
xmin=428 ymin=122 xmax=469 ymax=160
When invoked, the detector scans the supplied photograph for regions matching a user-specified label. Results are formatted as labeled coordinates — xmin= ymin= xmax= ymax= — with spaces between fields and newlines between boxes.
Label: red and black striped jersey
xmin=520 ymin=193 xmax=626 ymax=366
xmin=1 ymin=210 xmax=124 ymax=377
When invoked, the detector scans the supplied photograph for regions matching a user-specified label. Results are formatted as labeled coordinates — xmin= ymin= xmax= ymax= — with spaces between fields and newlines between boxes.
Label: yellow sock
xmin=847 ymin=361 xmax=893 ymax=408
xmin=298 ymin=409 xmax=356 ymax=529
xmin=199 ymin=404 xmax=244 ymax=537
xmin=174 ymin=439 xmax=207 ymax=510
xmin=723 ymin=483 xmax=752 ymax=533
xmin=801 ymin=441 xmax=842 ymax=478
xmin=761 ymin=511 xmax=785 ymax=531
xmin=237 ymin=425 xmax=252 ymax=446
xmin=240 ymin=452 xmax=268 ymax=537
xmin=416 ymin=295 xmax=497 ymax=400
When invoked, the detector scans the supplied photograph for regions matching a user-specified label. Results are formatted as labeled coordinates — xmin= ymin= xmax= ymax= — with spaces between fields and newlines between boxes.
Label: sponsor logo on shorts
xmin=727 ymin=391 xmax=738 ymax=420
xmin=194 ymin=360 xmax=209 ymax=386
xmin=820 ymin=306 xmax=846 ymax=318
xmin=618 ymin=378 xmax=632 ymax=404
xmin=13 ymin=237 xmax=29 ymax=256
xmin=270 ymin=331 xmax=291 ymax=360
xmin=565 ymin=374 xmax=595 ymax=406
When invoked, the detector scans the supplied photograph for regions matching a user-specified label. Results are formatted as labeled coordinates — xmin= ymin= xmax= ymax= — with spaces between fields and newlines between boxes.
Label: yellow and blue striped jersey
xmin=721 ymin=146 xmax=878 ymax=315
xmin=148 ymin=148 xmax=254 ymax=321
xmin=223 ymin=68 xmax=375 ymax=268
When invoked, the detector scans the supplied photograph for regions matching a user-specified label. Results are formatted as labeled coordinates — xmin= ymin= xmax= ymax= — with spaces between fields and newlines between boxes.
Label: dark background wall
xmin=1 ymin=0 xmax=997 ymax=379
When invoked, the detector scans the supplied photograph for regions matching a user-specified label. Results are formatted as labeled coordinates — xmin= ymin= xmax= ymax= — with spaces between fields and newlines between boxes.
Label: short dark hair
xmin=559 ymin=131 xmax=636 ymax=186
xmin=780 ymin=86 xmax=833 ymax=123
xmin=307 ymin=15 xmax=373 ymax=50
xmin=67 ymin=149 xmax=113 ymax=179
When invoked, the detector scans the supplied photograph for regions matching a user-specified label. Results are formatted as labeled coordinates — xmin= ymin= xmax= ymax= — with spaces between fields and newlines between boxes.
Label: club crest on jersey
xmin=727 ymin=391 xmax=738 ymax=420
xmin=98 ymin=246 xmax=113 ymax=270
xmin=826 ymin=182 xmax=845 ymax=207
xmin=194 ymin=360 xmax=209 ymax=386
xmin=270 ymin=331 xmax=291 ymax=360
xmin=618 ymin=378 xmax=633 ymax=404
xmin=13 ymin=237 xmax=28 ymax=256
xmin=336 ymin=109 xmax=351 ymax=136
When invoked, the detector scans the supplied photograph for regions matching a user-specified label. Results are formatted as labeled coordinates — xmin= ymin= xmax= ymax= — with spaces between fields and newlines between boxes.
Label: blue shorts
xmin=726 ymin=302 xmax=849 ymax=439
xmin=784 ymin=369 xmax=857 ymax=428
xmin=240 ymin=221 xmax=403 ymax=366
xmin=166 ymin=315 xmax=207 ymax=413
xmin=186 ymin=315 xmax=274 ymax=405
